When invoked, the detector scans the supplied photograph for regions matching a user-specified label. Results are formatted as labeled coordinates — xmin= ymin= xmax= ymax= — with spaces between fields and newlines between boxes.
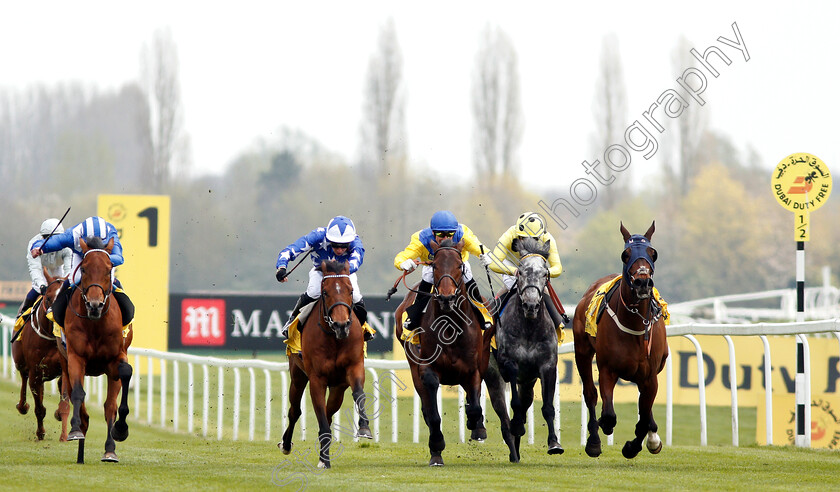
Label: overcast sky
xmin=2 ymin=1 xmax=838 ymax=191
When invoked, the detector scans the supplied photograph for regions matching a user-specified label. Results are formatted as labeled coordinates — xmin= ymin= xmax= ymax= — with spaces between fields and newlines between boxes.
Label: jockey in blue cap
xmin=275 ymin=216 xmax=374 ymax=340
xmin=394 ymin=210 xmax=493 ymax=332
xmin=30 ymin=216 xmax=135 ymax=330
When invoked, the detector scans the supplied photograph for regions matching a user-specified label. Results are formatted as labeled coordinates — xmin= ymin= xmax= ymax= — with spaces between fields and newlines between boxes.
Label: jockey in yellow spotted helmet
xmin=485 ymin=211 xmax=567 ymax=331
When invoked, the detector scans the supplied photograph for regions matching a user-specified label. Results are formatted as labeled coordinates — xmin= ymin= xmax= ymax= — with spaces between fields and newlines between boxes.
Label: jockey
xmin=394 ymin=210 xmax=493 ymax=332
xmin=486 ymin=211 xmax=568 ymax=330
xmin=17 ymin=218 xmax=72 ymax=318
xmin=276 ymin=215 xmax=374 ymax=341
xmin=30 ymin=216 xmax=135 ymax=330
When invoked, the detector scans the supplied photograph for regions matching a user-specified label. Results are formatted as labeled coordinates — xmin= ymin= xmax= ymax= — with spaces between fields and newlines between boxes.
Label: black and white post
xmin=794 ymin=241 xmax=810 ymax=447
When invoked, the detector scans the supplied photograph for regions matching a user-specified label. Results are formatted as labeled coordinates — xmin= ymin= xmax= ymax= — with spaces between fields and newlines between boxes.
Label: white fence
xmin=3 ymin=313 xmax=840 ymax=448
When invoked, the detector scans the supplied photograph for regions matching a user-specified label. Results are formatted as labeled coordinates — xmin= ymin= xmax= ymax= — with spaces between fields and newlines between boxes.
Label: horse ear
xmin=105 ymin=237 xmax=115 ymax=253
xmin=510 ymin=238 xmax=520 ymax=253
xmin=430 ymin=239 xmax=440 ymax=252
xmin=621 ymin=247 xmax=630 ymax=264
xmin=620 ymin=222 xmax=631 ymax=242
xmin=43 ymin=266 xmax=54 ymax=283
xmin=455 ymin=239 xmax=465 ymax=251
xmin=80 ymin=238 xmax=89 ymax=253
xmin=644 ymin=221 xmax=656 ymax=241
xmin=647 ymin=247 xmax=658 ymax=263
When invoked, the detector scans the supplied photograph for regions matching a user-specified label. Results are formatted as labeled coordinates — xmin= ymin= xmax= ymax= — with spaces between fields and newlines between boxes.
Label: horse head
xmin=78 ymin=236 xmax=114 ymax=320
xmin=319 ymin=260 xmax=354 ymax=339
xmin=620 ymin=221 xmax=657 ymax=301
xmin=41 ymin=267 xmax=64 ymax=313
xmin=515 ymin=237 xmax=550 ymax=320
xmin=429 ymin=238 xmax=465 ymax=313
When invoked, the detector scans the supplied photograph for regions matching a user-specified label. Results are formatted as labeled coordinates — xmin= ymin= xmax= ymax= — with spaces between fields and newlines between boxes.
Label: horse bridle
xmin=30 ymin=278 xmax=63 ymax=340
xmin=319 ymin=274 xmax=353 ymax=336
xmin=516 ymin=253 xmax=548 ymax=305
xmin=70 ymin=249 xmax=113 ymax=319
xmin=430 ymin=246 xmax=465 ymax=302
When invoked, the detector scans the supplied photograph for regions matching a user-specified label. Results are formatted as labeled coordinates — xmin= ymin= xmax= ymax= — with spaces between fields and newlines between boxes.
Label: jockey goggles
xmin=433 ymin=231 xmax=455 ymax=238
xmin=330 ymin=242 xmax=350 ymax=250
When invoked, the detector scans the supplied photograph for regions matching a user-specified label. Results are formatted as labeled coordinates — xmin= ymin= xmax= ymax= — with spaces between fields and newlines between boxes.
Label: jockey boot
xmin=48 ymin=279 xmax=73 ymax=328
xmin=113 ymin=290 xmax=136 ymax=327
xmin=16 ymin=288 xmax=39 ymax=318
xmin=543 ymin=297 xmax=567 ymax=344
xmin=353 ymin=299 xmax=375 ymax=341
xmin=404 ymin=280 xmax=433 ymax=331
xmin=281 ymin=293 xmax=316 ymax=338
xmin=465 ymin=279 xmax=492 ymax=330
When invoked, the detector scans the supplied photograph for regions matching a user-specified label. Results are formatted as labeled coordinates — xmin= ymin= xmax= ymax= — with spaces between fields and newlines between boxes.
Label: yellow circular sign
xmin=771 ymin=153 xmax=832 ymax=212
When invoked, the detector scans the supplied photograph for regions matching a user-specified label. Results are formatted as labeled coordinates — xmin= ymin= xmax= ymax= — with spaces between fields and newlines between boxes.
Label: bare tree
xmin=590 ymin=34 xmax=629 ymax=208
xmin=140 ymin=27 xmax=189 ymax=191
xmin=666 ymin=36 xmax=707 ymax=195
xmin=471 ymin=24 xmax=523 ymax=184
xmin=358 ymin=18 xmax=407 ymax=176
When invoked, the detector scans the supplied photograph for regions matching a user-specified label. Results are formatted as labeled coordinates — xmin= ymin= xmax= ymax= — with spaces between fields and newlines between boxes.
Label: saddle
xmin=585 ymin=275 xmax=670 ymax=337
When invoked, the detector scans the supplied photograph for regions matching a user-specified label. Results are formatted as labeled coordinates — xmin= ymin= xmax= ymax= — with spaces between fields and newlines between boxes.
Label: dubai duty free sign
xmin=771 ymin=153 xmax=832 ymax=241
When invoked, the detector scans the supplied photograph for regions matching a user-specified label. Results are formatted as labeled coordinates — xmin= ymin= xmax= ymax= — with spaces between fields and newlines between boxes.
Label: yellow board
xmin=771 ymin=152 xmax=832 ymax=242
xmin=98 ymin=195 xmax=170 ymax=355
xmin=757 ymin=394 xmax=840 ymax=449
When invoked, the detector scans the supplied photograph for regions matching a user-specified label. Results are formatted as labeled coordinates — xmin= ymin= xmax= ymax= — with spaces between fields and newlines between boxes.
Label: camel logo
xmin=182 ymin=299 xmax=226 ymax=346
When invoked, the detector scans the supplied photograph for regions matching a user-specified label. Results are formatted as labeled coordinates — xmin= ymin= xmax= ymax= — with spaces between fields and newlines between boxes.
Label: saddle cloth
xmin=399 ymin=295 xmax=494 ymax=347
xmin=584 ymin=275 xmax=669 ymax=337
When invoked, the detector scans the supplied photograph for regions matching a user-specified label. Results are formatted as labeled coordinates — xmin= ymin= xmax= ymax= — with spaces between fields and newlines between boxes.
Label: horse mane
xmin=518 ymin=237 xmax=550 ymax=259
xmin=322 ymin=259 xmax=346 ymax=274
xmin=85 ymin=236 xmax=106 ymax=249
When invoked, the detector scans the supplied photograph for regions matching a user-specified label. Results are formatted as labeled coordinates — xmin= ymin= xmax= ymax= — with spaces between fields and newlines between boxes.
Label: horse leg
xmin=539 ymin=364 xmax=563 ymax=455
xmin=623 ymin=378 xmax=662 ymax=459
xmin=309 ymin=376 xmax=332 ymax=469
xmin=514 ymin=380 xmax=537 ymax=458
xmin=111 ymin=360 xmax=132 ymax=442
xmin=597 ymin=368 xmax=619 ymax=436
xmin=57 ymin=374 xmax=70 ymax=442
xmin=30 ymin=373 xmax=47 ymax=440
xmin=13 ymin=344 xmax=29 ymax=415
xmin=465 ymin=371 xmax=486 ymax=442
xmin=484 ymin=359 xmax=518 ymax=462
xmin=420 ymin=368 xmax=445 ymax=466
xmin=574 ymin=342 xmax=601 ymax=457
xmin=102 ymin=375 xmax=122 ymax=462
xmin=349 ymin=373 xmax=372 ymax=439
xmin=499 ymin=358 xmax=524 ymax=437
xmin=280 ymin=360 xmax=308 ymax=454
xmin=67 ymin=355 xmax=87 ymax=440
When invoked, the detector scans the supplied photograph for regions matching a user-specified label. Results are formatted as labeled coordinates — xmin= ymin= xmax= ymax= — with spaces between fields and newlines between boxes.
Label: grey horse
xmin=484 ymin=237 xmax=563 ymax=462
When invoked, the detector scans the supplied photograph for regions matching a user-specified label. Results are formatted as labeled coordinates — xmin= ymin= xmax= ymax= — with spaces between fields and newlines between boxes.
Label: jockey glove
xmin=275 ymin=267 xmax=287 ymax=282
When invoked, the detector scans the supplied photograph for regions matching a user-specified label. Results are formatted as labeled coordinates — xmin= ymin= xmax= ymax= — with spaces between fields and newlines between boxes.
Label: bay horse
xmin=394 ymin=238 xmax=492 ymax=466
xmin=12 ymin=269 xmax=69 ymax=440
xmin=572 ymin=221 xmax=669 ymax=459
xmin=279 ymin=260 xmax=372 ymax=469
xmin=58 ymin=236 xmax=133 ymax=463
xmin=484 ymin=237 xmax=562 ymax=462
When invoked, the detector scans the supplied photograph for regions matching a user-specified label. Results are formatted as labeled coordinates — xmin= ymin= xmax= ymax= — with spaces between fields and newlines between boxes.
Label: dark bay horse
xmin=394 ymin=239 xmax=492 ymax=466
xmin=572 ymin=222 xmax=669 ymax=459
xmin=12 ymin=269 xmax=69 ymax=440
xmin=59 ymin=236 xmax=133 ymax=463
xmin=484 ymin=237 xmax=562 ymax=462
xmin=280 ymin=260 xmax=372 ymax=469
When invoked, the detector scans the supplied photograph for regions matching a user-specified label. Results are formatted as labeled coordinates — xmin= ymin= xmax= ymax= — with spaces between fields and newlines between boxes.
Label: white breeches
xmin=306 ymin=268 xmax=362 ymax=303
xmin=421 ymin=261 xmax=474 ymax=284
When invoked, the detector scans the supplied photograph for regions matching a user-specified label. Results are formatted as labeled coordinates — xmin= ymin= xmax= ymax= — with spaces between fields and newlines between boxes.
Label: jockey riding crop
xmin=479 ymin=245 xmax=496 ymax=299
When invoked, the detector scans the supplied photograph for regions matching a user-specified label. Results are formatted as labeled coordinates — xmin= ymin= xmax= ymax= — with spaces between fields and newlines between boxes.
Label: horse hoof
xmin=622 ymin=441 xmax=641 ymax=459
xmin=585 ymin=443 xmax=601 ymax=458
xmin=509 ymin=453 xmax=520 ymax=463
xmin=470 ymin=428 xmax=487 ymax=442
xmin=112 ymin=422 xmax=129 ymax=442
xmin=37 ymin=432 xmax=45 ymax=441
xmin=16 ymin=402 xmax=29 ymax=415
xmin=356 ymin=427 xmax=373 ymax=440
xmin=101 ymin=452 xmax=119 ymax=463
xmin=547 ymin=444 xmax=564 ymax=455
xmin=317 ymin=460 xmax=330 ymax=469
xmin=54 ymin=409 xmax=62 ymax=421
xmin=647 ymin=438 xmax=663 ymax=454
xmin=429 ymin=456 xmax=444 ymax=467
xmin=278 ymin=441 xmax=292 ymax=455
xmin=68 ymin=430 xmax=85 ymax=441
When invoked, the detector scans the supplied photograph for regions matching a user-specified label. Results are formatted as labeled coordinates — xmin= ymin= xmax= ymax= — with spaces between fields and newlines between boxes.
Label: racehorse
xmin=394 ymin=238 xmax=493 ymax=466
xmin=279 ymin=260 xmax=372 ymax=469
xmin=12 ymin=269 xmax=69 ymax=441
xmin=58 ymin=236 xmax=133 ymax=463
xmin=572 ymin=222 xmax=669 ymax=459
xmin=484 ymin=237 xmax=563 ymax=462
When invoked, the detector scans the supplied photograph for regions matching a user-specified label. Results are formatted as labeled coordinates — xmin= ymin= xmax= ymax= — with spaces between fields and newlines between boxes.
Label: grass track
xmin=3 ymin=377 xmax=839 ymax=491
